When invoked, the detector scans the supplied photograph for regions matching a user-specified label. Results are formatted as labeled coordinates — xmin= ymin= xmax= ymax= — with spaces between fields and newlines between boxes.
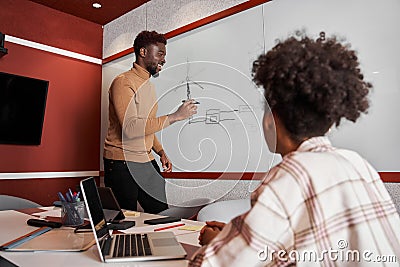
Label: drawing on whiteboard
xmin=180 ymin=58 xmax=204 ymax=103
xmin=188 ymin=105 xmax=255 ymax=124
xmin=152 ymin=60 xmax=271 ymax=173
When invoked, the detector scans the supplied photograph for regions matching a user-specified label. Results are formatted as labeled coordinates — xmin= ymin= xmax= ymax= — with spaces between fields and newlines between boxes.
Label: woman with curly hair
xmin=190 ymin=32 xmax=400 ymax=266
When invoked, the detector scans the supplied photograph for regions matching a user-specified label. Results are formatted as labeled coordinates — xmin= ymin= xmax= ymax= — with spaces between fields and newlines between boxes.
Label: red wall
xmin=0 ymin=42 xmax=101 ymax=172
xmin=0 ymin=0 xmax=102 ymax=58
xmin=0 ymin=0 xmax=102 ymax=205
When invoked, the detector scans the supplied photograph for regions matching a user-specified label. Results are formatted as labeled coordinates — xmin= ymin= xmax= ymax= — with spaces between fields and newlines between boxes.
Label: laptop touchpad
xmin=152 ymin=238 xmax=179 ymax=247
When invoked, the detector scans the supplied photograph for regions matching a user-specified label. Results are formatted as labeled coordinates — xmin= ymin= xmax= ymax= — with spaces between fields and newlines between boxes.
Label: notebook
xmin=80 ymin=177 xmax=187 ymax=263
xmin=98 ymin=186 xmax=125 ymax=222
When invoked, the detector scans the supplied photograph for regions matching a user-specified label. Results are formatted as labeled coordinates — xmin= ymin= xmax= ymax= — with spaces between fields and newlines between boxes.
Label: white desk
xmin=0 ymin=208 xmax=203 ymax=267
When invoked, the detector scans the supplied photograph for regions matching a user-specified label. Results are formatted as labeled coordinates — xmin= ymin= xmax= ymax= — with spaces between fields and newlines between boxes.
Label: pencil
xmin=153 ymin=223 xmax=185 ymax=232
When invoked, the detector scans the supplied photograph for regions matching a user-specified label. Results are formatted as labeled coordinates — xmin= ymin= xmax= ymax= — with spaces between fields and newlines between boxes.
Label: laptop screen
xmin=80 ymin=177 xmax=188 ymax=262
xmin=80 ymin=178 xmax=109 ymax=239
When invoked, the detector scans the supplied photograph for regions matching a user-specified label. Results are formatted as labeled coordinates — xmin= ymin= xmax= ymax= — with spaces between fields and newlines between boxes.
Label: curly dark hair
xmin=252 ymin=31 xmax=371 ymax=141
xmin=133 ymin=30 xmax=167 ymax=57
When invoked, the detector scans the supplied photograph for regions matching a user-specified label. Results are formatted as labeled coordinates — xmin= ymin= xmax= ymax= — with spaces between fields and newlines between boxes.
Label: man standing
xmin=104 ymin=30 xmax=197 ymax=213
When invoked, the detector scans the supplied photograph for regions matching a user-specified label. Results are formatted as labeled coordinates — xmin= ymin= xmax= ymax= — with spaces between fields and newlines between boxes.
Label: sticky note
xmin=178 ymin=225 xmax=204 ymax=231
xmin=123 ymin=211 xmax=140 ymax=217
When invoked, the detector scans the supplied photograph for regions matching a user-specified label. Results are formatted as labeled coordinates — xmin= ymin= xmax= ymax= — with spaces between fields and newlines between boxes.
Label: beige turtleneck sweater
xmin=104 ymin=63 xmax=170 ymax=162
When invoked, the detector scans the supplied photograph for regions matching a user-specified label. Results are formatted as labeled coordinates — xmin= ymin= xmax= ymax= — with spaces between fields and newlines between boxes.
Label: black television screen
xmin=0 ymin=72 xmax=48 ymax=145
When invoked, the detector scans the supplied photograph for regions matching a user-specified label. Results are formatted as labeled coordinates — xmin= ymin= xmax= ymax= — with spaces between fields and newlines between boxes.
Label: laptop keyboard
xmin=109 ymin=234 xmax=152 ymax=257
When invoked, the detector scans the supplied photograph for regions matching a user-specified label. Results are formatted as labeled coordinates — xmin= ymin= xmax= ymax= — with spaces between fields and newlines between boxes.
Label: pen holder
xmin=61 ymin=201 xmax=85 ymax=226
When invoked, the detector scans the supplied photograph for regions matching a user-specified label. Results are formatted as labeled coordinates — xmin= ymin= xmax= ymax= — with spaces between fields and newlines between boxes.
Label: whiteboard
xmin=261 ymin=0 xmax=400 ymax=171
xmin=152 ymin=6 xmax=279 ymax=172
xmin=102 ymin=0 xmax=400 ymax=172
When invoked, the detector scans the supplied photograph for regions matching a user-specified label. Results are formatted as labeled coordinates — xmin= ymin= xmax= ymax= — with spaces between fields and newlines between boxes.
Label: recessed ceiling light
xmin=92 ymin=3 xmax=102 ymax=8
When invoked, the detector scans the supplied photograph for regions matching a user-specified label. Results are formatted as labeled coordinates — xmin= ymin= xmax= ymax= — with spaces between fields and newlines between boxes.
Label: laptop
xmin=80 ymin=177 xmax=187 ymax=263
xmin=98 ymin=186 xmax=125 ymax=222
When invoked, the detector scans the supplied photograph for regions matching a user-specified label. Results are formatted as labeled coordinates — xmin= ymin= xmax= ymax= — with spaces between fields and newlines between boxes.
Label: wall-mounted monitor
xmin=0 ymin=32 xmax=8 ymax=56
xmin=0 ymin=72 xmax=49 ymax=145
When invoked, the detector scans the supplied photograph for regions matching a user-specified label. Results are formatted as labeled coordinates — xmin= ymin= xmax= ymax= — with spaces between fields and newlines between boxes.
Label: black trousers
xmin=103 ymin=158 xmax=168 ymax=214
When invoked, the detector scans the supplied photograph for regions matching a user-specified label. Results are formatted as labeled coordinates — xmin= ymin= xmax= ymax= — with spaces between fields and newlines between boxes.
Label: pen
xmin=65 ymin=191 xmax=72 ymax=202
xmin=67 ymin=189 xmax=75 ymax=202
xmin=74 ymin=192 xmax=80 ymax=201
xmin=154 ymin=223 xmax=185 ymax=232
xmin=57 ymin=192 xmax=66 ymax=202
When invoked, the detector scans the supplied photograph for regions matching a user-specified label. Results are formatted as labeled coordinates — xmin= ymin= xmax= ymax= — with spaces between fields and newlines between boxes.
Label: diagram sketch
xmin=188 ymin=105 xmax=255 ymax=124
xmin=180 ymin=58 xmax=203 ymax=103
xmin=151 ymin=58 xmax=274 ymax=173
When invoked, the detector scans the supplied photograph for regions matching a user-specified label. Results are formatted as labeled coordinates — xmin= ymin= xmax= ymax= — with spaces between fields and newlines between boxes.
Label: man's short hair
xmin=133 ymin=30 xmax=167 ymax=56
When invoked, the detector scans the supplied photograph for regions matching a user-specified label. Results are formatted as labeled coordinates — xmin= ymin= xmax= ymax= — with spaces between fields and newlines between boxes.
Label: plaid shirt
xmin=190 ymin=136 xmax=400 ymax=266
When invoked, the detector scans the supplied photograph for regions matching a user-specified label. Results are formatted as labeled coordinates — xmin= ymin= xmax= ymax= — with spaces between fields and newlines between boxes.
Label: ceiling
xmin=29 ymin=0 xmax=150 ymax=25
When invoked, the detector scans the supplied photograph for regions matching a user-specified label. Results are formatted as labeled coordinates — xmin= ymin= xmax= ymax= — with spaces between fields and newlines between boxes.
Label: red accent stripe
xmin=161 ymin=172 xmax=267 ymax=180
xmin=162 ymin=172 xmax=400 ymax=182
xmin=102 ymin=0 xmax=271 ymax=64
xmin=103 ymin=47 xmax=134 ymax=65
xmin=100 ymin=170 xmax=399 ymax=182
xmin=379 ymin=172 xmax=400 ymax=183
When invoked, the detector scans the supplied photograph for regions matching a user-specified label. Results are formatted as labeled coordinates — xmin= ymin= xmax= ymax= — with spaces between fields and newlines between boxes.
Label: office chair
xmin=158 ymin=198 xmax=212 ymax=220
xmin=0 ymin=195 xmax=41 ymax=211
xmin=197 ymin=198 xmax=251 ymax=223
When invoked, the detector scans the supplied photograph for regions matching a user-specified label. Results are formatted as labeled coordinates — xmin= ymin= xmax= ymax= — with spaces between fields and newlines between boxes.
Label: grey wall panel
xmin=103 ymin=0 xmax=246 ymax=58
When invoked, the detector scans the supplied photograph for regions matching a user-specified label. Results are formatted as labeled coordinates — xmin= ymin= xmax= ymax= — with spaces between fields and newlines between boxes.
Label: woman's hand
xmin=198 ymin=221 xmax=226 ymax=246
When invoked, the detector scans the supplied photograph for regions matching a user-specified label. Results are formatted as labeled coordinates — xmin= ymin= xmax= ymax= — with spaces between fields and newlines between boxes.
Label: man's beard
xmin=148 ymin=65 xmax=158 ymax=77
